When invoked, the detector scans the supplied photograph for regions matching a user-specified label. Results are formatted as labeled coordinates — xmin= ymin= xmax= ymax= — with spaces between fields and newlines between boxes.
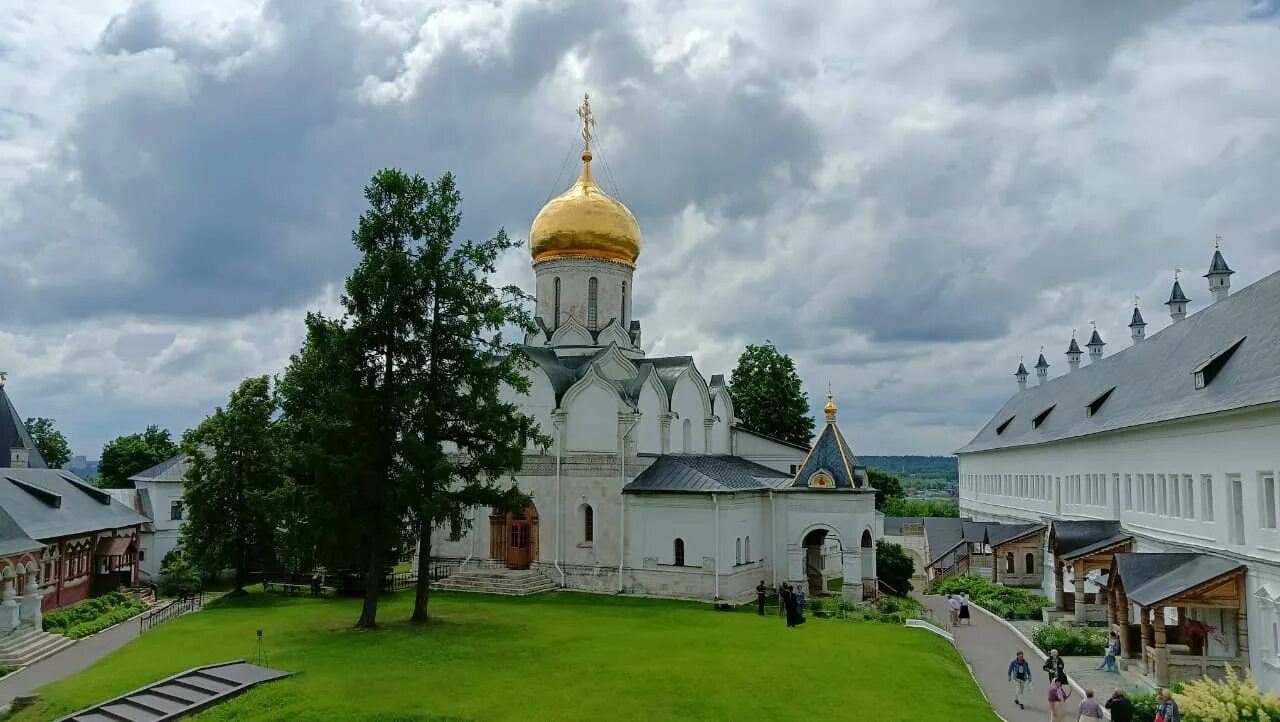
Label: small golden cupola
xmin=824 ymin=386 xmax=838 ymax=423
xmin=529 ymin=94 xmax=642 ymax=268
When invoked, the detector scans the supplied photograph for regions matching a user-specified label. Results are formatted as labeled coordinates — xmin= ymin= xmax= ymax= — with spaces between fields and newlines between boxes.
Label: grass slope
xmin=20 ymin=591 xmax=997 ymax=722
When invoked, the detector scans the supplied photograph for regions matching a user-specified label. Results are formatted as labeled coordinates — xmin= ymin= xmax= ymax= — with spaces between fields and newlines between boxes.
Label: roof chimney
xmin=1205 ymin=235 xmax=1234 ymax=303
xmin=1166 ymin=268 xmax=1190 ymax=322
xmin=1015 ymin=358 xmax=1029 ymax=392
xmin=1066 ymin=330 xmax=1082 ymax=372
xmin=1034 ymin=349 xmax=1050 ymax=385
xmin=1086 ymin=321 xmax=1105 ymax=364
xmin=1129 ymin=296 xmax=1146 ymax=344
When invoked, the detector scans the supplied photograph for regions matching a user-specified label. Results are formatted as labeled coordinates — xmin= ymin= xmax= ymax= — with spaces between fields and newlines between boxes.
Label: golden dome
xmin=530 ymin=150 xmax=642 ymax=267
xmin=824 ymin=388 xmax=838 ymax=422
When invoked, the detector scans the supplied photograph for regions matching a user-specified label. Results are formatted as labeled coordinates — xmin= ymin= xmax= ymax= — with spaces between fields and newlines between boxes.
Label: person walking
xmin=1077 ymin=689 xmax=1104 ymax=721
xmin=1155 ymin=689 xmax=1181 ymax=722
xmin=1043 ymin=649 xmax=1067 ymax=685
xmin=1104 ymin=689 xmax=1133 ymax=722
xmin=1007 ymin=651 xmax=1034 ymax=709
xmin=756 ymin=580 xmax=767 ymax=616
xmin=947 ymin=595 xmax=961 ymax=626
xmin=959 ymin=593 xmax=972 ymax=625
xmin=1047 ymin=678 xmax=1072 ymax=722
xmin=1097 ymin=632 xmax=1120 ymax=672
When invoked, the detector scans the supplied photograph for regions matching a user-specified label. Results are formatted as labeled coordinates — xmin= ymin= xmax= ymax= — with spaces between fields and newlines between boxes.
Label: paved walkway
xmin=0 ymin=620 xmax=140 ymax=706
xmin=922 ymin=595 xmax=1062 ymax=722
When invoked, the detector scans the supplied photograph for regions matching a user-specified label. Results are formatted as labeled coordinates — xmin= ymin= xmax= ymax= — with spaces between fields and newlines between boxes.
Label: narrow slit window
xmin=588 ymin=277 xmax=599 ymax=330
xmin=1086 ymin=387 xmax=1116 ymax=417
xmin=996 ymin=416 xmax=1015 ymax=435
xmin=1032 ymin=405 xmax=1055 ymax=429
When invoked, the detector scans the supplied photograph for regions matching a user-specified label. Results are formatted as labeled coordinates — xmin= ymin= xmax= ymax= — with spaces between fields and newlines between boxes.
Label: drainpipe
xmin=769 ymin=490 xmax=777 ymax=588
xmin=553 ymin=418 xmax=565 ymax=586
xmin=713 ymin=493 xmax=721 ymax=601
xmin=618 ymin=414 xmax=641 ymax=593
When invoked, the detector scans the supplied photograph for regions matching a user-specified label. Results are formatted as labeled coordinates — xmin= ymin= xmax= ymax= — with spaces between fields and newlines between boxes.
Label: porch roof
xmin=1059 ymin=533 xmax=1133 ymax=562
xmin=96 ymin=535 xmax=138 ymax=557
xmin=1112 ymin=552 xmax=1245 ymax=608
xmin=989 ymin=523 xmax=1046 ymax=547
xmin=1050 ymin=519 xmax=1126 ymax=557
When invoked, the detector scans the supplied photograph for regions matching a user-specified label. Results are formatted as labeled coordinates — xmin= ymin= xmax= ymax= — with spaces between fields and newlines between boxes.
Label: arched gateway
xmin=489 ymin=506 xmax=540 ymax=570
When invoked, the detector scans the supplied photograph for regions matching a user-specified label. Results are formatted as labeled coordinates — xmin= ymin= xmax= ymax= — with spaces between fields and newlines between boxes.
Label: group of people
xmin=754 ymin=580 xmax=808 ymax=627
xmin=1009 ymin=647 xmax=1181 ymax=721
xmin=946 ymin=593 xmax=972 ymax=625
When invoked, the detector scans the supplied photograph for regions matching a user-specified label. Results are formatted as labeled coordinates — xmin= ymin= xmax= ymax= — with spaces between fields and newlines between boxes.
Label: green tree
xmin=97 ymin=425 xmax=177 ymax=488
xmin=728 ymin=342 xmax=814 ymax=447
xmin=179 ymin=376 xmax=284 ymax=595
xmin=876 ymin=539 xmax=914 ymax=595
xmin=401 ymin=172 xmax=538 ymax=624
xmin=25 ymin=417 xmax=71 ymax=469
xmin=881 ymin=497 xmax=959 ymax=518
xmin=867 ymin=468 xmax=905 ymax=511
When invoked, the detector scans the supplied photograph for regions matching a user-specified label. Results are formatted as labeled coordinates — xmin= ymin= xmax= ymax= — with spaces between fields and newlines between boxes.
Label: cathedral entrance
xmin=802 ymin=528 xmax=841 ymax=594
xmin=489 ymin=506 xmax=540 ymax=570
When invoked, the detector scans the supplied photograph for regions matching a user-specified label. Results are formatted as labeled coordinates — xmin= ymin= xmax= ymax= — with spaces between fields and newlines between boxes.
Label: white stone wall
xmin=958 ymin=404 xmax=1280 ymax=691
xmin=731 ymin=428 xmax=808 ymax=474
xmin=533 ymin=258 xmax=634 ymax=339
xmin=670 ymin=373 xmax=709 ymax=454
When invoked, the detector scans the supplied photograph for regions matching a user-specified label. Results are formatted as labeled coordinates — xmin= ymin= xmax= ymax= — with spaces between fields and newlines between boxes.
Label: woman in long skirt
xmin=958 ymin=593 xmax=971 ymax=625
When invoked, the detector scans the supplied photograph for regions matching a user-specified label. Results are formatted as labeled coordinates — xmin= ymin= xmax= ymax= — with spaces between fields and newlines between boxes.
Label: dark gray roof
xmin=924 ymin=517 xmax=965 ymax=566
xmin=1087 ymin=329 xmax=1105 ymax=347
xmin=1066 ymin=337 xmax=1082 ymax=355
xmin=521 ymin=345 xmax=696 ymax=408
xmin=1167 ymin=279 xmax=1190 ymax=304
xmin=1130 ymin=306 xmax=1146 ymax=327
xmin=0 ymin=468 xmax=149 ymax=541
xmin=1015 ymin=362 xmax=1029 ymax=377
xmin=1050 ymin=520 xmax=1126 ymax=558
xmin=0 ymin=506 xmax=43 ymax=556
xmin=0 ymin=388 xmax=47 ymax=469
xmin=957 ymin=269 xmax=1280 ymax=454
xmin=624 ymin=454 xmax=790 ymax=494
xmin=129 ymin=449 xmax=207 ymax=483
xmin=1113 ymin=552 xmax=1244 ymax=607
xmin=790 ymin=419 xmax=869 ymax=490
xmin=1035 ymin=353 xmax=1050 ymax=370
xmin=988 ymin=522 xmax=1046 ymax=547
xmin=1206 ymin=250 xmax=1234 ymax=277
xmin=882 ymin=516 xmax=924 ymax=536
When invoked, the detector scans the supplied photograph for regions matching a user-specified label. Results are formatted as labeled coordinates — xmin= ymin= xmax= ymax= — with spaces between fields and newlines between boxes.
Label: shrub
xmin=929 ymin=575 xmax=1050 ymax=620
xmin=159 ymin=548 xmax=202 ymax=597
xmin=63 ymin=602 xmax=147 ymax=639
xmin=43 ymin=592 xmax=146 ymax=638
xmin=1173 ymin=665 xmax=1280 ymax=722
xmin=1031 ymin=624 xmax=1107 ymax=656
xmin=0 ymin=666 xmax=15 ymax=678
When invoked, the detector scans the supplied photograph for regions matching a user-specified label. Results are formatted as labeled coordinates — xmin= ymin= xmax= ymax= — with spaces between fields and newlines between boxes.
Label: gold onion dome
xmin=530 ymin=96 xmax=642 ymax=267
xmin=824 ymin=387 xmax=838 ymax=422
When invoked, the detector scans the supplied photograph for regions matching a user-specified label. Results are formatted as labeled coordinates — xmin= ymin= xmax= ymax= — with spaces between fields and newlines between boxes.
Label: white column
xmin=842 ymin=551 xmax=862 ymax=602
xmin=18 ymin=571 xmax=42 ymax=629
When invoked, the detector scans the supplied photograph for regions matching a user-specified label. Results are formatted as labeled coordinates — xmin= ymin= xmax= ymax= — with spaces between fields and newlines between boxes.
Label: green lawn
xmin=19 ymin=590 xmax=998 ymax=721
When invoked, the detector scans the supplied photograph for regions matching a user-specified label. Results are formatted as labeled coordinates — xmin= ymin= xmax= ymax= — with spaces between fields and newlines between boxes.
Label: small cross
xmin=576 ymin=93 xmax=596 ymax=155
xmin=1072 ymin=328 xmax=1077 ymax=339
xmin=1174 ymin=267 xmax=1182 ymax=282
xmin=1215 ymin=234 xmax=1222 ymax=250
xmin=1134 ymin=294 xmax=1140 ymax=308
xmin=1090 ymin=320 xmax=1096 ymax=330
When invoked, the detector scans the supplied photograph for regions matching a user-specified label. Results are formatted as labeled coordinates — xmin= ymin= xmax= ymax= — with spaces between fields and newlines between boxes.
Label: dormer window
xmin=996 ymin=416 xmax=1015 ymax=435
xmin=1032 ymin=405 xmax=1055 ymax=429
xmin=1193 ymin=337 xmax=1245 ymax=390
xmin=1085 ymin=387 xmax=1116 ymax=418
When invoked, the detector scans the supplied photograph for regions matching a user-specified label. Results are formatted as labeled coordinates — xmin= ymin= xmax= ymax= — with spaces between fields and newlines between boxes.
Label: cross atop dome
xmin=577 ymin=93 xmax=596 ymax=159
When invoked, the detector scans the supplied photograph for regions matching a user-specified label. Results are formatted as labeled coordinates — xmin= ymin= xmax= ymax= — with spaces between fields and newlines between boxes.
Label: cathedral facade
xmin=432 ymin=99 xmax=879 ymax=602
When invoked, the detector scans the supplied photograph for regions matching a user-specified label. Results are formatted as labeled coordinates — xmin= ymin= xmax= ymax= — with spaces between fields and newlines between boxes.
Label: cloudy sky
xmin=3 ymin=0 xmax=1279 ymax=459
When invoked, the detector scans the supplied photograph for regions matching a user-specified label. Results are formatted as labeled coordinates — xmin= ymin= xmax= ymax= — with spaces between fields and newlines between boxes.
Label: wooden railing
xmin=139 ymin=590 xmax=204 ymax=633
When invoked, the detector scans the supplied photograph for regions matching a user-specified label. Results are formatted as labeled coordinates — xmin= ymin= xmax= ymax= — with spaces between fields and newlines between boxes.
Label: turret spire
xmin=1066 ymin=329 xmax=1083 ymax=372
xmin=1034 ymin=347 xmax=1050 ymax=385
xmin=1129 ymin=295 xmax=1147 ymax=344
xmin=1015 ymin=357 xmax=1029 ymax=392
xmin=1166 ymin=267 xmax=1190 ymax=322
xmin=1086 ymin=320 xmax=1105 ymax=364
xmin=1204 ymin=234 xmax=1234 ymax=303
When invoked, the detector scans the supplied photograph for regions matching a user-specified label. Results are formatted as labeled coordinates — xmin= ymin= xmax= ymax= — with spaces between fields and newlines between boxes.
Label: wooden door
xmin=506 ymin=520 xmax=532 ymax=570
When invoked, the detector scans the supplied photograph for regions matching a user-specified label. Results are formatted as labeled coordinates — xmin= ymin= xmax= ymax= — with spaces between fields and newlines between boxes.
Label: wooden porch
xmin=1050 ymin=520 xmax=1133 ymax=623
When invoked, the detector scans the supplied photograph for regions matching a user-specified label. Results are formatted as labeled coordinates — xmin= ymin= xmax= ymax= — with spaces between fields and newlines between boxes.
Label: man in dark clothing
xmin=1105 ymin=689 xmax=1133 ymax=722
xmin=756 ymin=581 xmax=767 ymax=616
xmin=1043 ymin=649 xmax=1067 ymax=684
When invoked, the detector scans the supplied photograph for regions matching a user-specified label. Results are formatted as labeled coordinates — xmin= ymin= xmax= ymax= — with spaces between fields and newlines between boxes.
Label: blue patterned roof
xmin=790 ymin=420 xmax=868 ymax=490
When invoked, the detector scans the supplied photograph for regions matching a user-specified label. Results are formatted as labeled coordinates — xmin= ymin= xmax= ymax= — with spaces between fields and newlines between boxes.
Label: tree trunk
xmin=356 ymin=544 xmax=382 ymax=629
xmin=410 ymin=520 xmax=432 ymax=623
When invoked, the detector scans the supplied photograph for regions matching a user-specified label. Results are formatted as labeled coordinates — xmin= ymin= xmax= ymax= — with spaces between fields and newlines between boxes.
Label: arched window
xmin=745 ymin=536 xmax=751 ymax=562
xmin=1005 ymin=552 xmax=1015 ymax=573
xmin=583 ymin=504 xmax=594 ymax=542
xmin=674 ymin=538 xmax=685 ymax=566
xmin=553 ymin=277 xmax=561 ymax=328
xmin=587 ymin=277 xmax=598 ymax=330
xmin=682 ymin=419 xmax=693 ymax=452
xmin=1025 ymin=552 xmax=1035 ymax=574
xmin=620 ymin=280 xmax=627 ymax=324
xmin=735 ymin=538 xmax=741 ymax=565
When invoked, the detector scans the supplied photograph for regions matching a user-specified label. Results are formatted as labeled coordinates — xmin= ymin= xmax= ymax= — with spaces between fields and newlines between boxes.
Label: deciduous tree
xmin=25 ymin=417 xmax=71 ymax=469
xmin=868 ymin=468 xmax=905 ymax=511
xmin=98 ymin=425 xmax=177 ymax=488
xmin=875 ymin=539 xmax=915 ymax=595
xmin=728 ymin=342 xmax=814 ymax=447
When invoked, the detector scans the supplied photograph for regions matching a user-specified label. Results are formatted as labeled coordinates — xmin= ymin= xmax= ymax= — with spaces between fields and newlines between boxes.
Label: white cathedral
xmin=433 ymin=98 xmax=879 ymax=602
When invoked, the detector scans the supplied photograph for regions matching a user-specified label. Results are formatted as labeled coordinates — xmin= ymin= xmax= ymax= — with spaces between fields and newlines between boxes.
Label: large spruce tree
xmin=728 ymin=341 xmax=815 ymax=447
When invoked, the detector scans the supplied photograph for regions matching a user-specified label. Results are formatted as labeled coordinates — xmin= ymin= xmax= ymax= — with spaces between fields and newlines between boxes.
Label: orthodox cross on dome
xmin=577 ymin=93 xmax=596 ymax=156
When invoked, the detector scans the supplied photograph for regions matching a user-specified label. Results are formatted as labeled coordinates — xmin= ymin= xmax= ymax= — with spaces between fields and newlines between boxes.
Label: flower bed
xmin=1030 ymin=623 xmax=1107 ymax=656
xmin=807 ymin=595 xmax=919 ymax=624
xmin=43 ymin=592 xmax=148 ymax=639
xmin=1173 ymin=666 xmax=1280 ymax=722
xmin=928 ymin=574 xmax=1050 ymax=620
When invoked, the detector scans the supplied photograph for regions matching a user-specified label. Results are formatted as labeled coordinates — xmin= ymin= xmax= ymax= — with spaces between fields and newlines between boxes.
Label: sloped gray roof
xmin=1035 ymin=353 xmax=1050 ymax=370
xmin=1130 ymin=306 xmax=1146 ymax=327
xmin=924 ymin=517 xmax=965 ymax=566
xmin=1206 ymin=250 xmax=1233 ymax=277
xmin=129 ymin=448 xmax=209 ymax=483
xmin=1088 ymin=329 xmax=1105 ymax=347
xmin=883 ymin=516 xmax=924 ymax=536
xmin=1067 ymin=337 xmax=1082 ymax=355
xmin=790 ymin=420 xmax=869 ymax=490
xmin=1167 ymin=279 xmax=1190 ymax=304
xmin=521 ymin=345 xmax=696 ymax=409
xmin=0 ymin=468 xmax=148 ymax=540
xmin=1050 ymin=520 xmax=1126 ymax=558
xmin=957 ymin=269 xmax=1280 ymax=454
xmin=0 ymin=388 xmax=47 ymax=469
xmin=0 ymin=506 xmax=43 ymax=556
xmin=1015 ymin=362 xmax=1029 ymax=377
xmin=988 ymin=522 xmax=1046 ymax=547
xmin=1113 ymin=552 xmax=1244 ymax=607
xmin=624 ymin=454 xmax=790 ymax=494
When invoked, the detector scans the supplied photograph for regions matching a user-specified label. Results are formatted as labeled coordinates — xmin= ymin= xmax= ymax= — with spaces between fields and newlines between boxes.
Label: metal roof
xmin=0 ymin=388 xmax=47 ymax=469
xmin=923 ymin=517 xmax=964 ymax=566
xmin=1130 ymin=306 xmax=1146 ymax=327
xmin=128 ymin=449 xmax=207 ymax=483
xmin=623 ymin=454 xmax=791 ymax=494
xmin=1112 ymin=552 xmax=1244 ymax=607
xmin=1167 ymin=279 xmax=1190 ymax=304
xmin=0 ymin=469 xmax=149 ymax=541
xmin=791 ymin=420 xmax=869 ymax=490
xmin=1059 ymin=533 xmax=1133 ymax=561
xmin=0 ymin=506 xmax=43 ymax=556
xmin=957 ymin=268 xmax=1280 ymax=454
xmin=1206 ymin=250 xmax=1234 ymax=277
xmin=883 ymin=516 xmax=924 ymax=536
xmin=988 ymin=522 xmax=1045 ymax=547
xmin=1050 ymin=520 xmax=1125 ymax=557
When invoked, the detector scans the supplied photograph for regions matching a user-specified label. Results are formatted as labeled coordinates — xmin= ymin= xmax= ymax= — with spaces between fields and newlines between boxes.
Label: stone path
xmin=922 ymin=595 xmax=1061 ymax=722
xmin=0 ymin=617 xmax=140 ymax=708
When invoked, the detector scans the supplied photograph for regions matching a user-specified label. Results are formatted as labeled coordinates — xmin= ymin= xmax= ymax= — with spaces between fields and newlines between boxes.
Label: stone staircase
xmin=0 ymin=627 xmax=77 ymax=667
xmin=433 ymin=568 xmax=557 ymax=596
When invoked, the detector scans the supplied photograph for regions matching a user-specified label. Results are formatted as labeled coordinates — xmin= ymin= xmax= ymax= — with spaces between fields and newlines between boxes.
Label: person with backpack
xmin=1007 ymin=650 xmax=1033 ymax=709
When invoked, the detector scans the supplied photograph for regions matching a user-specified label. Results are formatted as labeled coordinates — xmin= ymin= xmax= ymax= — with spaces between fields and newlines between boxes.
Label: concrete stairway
xmin=0 ymin=627 xmax=77 ymax=667
xmin=433 ymin=568 xmax=557 ymax=596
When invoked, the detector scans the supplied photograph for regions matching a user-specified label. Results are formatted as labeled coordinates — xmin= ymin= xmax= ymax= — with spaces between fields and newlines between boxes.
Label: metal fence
xmin=139 ymin=590 xmax=205 ymax=633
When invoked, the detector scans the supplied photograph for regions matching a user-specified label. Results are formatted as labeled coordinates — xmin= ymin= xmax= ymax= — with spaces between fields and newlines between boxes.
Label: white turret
xmin=1205 ymin=236 xmax=1234 ymax=303
xmin=1034 ymin=350 xmax=1050 ymax=386
xmin=1015 ymin=359 xmax=1029 ymax=392
xmin=1086 ymin=321 xmax=1105 ymax=364
xmin=1066 ymin=331 xmax=1082 ymax=373
xmin=1129 ymin=298 xmax=1146 ymax=345
xmin=1166 ymin=268 xmax=1190 ymax=323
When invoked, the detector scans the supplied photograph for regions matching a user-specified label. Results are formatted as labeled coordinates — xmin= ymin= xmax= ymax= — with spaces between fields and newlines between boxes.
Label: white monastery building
xmin=958 ymin=244 xmax=1280 ymax=690
xmin=433 ymin=97 xmax=879 ymax=602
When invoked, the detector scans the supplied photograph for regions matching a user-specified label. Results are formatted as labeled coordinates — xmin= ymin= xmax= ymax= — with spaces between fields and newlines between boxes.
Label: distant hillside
xmin=862 ymin=455 xmax=957 ymax=485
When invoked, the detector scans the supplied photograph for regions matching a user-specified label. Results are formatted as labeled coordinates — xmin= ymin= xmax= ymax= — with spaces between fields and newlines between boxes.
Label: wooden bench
xmin=264 ymin=580 xmax=334 ymax=596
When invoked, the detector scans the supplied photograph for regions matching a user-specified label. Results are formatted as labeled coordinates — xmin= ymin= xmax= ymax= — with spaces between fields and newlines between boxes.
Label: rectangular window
xmin=1170 ymin=473 xmax=1180 ymax=518
xmin=1263 ymin=472 xmax=1278 ymax=530
xmin=1184 ymin=474 xmax=1195 ymax=519
xmin=170 ymin=500 xmax=184 ymax=521
xmin=1147 ymin=474 xmax=1157 ymax=514
xmin=1125 ymin=474 xmax=1133 ymax=511
xmin=1135 ymin=474 xmax=1144 ymax=513
xmin=1230 ymin=473 xmax=1245 ymax=545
